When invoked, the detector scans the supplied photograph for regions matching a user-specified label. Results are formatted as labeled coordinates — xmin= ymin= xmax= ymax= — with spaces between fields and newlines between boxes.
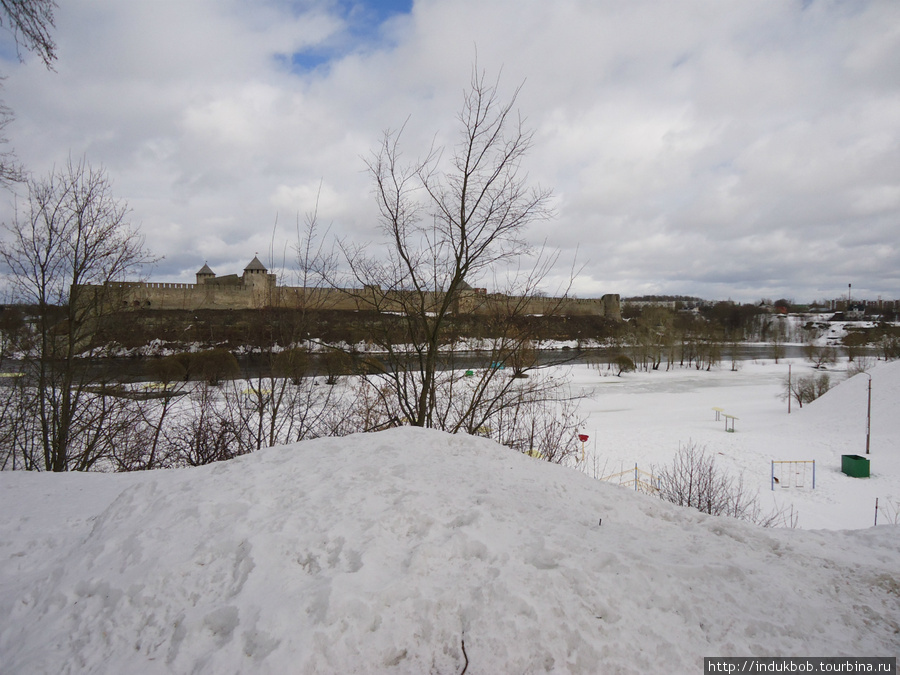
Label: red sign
xmin=578 ymin=434 xmax=589 ymax=443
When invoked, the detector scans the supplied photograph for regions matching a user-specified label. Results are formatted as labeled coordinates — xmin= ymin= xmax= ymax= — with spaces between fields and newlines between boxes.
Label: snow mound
xmin=800 ymin=360 xmax=900 ymax=443
xmin=1 ymin=428 xmax=898 ymax=673
xmin=753 ymin=360 xmax=900 ymax=528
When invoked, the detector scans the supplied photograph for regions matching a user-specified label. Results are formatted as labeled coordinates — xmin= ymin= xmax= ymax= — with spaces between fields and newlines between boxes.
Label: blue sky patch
xmin=363 ymin=0 xmax=414 ymax=23
xmin=285 ymin=0 xmax=413 ymax=73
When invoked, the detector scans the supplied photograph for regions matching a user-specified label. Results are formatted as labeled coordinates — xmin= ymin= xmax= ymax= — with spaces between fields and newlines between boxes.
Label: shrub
xmin=509 ymin=341 xmax=538 ymax=378
xmin=321 ymin=348 xmax=352 ymax=385
xmin=656 ymin=442 xmax=782 ymax=526
xmin=146 ymin=355 xmax=187 ymax=385
xmin=612 ymin=354 xmax=635 ymax=376
xmin=193 ymin=349 xmax=240 ymax=385
xmin=803 ymin=342 xmax=838 ymax=369
xmin=881 ymin=334 xmax=900 ymax=360
xmin=847 ymin=357 xmax=876 ymax=377
xmin=273 ymin=348 xmax=309 ymax=384
xmin=783 ymin=372 xmax=832 ymax=409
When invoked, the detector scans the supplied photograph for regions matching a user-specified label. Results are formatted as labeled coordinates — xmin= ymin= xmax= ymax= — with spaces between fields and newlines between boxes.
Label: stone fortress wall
xmin=103 ymin=258 xmax=621 ymax=320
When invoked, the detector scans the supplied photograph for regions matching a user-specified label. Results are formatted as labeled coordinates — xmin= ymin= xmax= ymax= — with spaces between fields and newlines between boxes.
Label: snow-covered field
xmin=0 ymin=359 xmax=898 ymax=673
xmin=576 ymin=358 xmax=900 ymax=531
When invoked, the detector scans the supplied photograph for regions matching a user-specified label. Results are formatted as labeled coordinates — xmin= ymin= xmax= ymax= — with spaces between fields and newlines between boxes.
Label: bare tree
xmin=847 ymin=356 xmax=876 ymax=377
xmin=628 ymin=305 xmax=673 ymax=371
xmin=0 ymin=0 xmax=57 ymax=184
xmin=160 ymin=383 xmax=240 ymax=467
xmin=656 ymin=441 xmax=783 ymax=526
xmin=290 ymin=198 xmax=339 ymax=321
xmin=0 ymin=373 xmax=34 ymax=469
xmin=880 ymin=333 xmax=900 ymax=360
xmin=338 ymin=66 xmax=576 ymax=442
xmin=770 ymin=317 xmax=786 ymax=364
xmin=118 ymin=358 xmax=193 ymax=471
xmin=0 ymin=99 xmax=24 ymax=186
xmin=782 ymin=371 xmax=831 ymax=409
xmin=803 ymin=340 xmax=838 ymax=369
xmin=0 ymin=158 xmax=155 ymax=470
xmin=486 ymin=380 xmax=584 ymax=464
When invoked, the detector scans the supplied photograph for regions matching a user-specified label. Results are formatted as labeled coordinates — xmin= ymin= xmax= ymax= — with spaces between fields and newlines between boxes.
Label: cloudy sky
xmin=1 ymin=0 xmax=898 ymax=303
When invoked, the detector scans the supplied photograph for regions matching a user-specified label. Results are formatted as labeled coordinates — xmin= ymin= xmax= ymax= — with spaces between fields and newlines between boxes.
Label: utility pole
xmin=866 ymin=373 xmax=872 ymax=454
xmin=787 ymin=363 xmax=791 ymax=414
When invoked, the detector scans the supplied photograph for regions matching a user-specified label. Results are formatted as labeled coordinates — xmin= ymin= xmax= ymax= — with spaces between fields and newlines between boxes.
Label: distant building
xmin=83 ymin=258 xmax=622 ymax=319
xmin=827 ymin=297 xmax=898 ymax=319
xmin=844 ymin=303 xmax=867 ymax=320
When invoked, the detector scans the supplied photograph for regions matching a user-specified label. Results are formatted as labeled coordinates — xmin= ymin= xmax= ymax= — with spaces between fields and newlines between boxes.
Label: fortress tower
xmin=242 ymin=256 xmax=269 ymax=287
xmin=196 ymin=263 xmax=215 ymax=285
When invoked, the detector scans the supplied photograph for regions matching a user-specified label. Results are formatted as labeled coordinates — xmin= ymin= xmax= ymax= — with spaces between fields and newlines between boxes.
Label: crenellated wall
xmin=86 ymin=266 xmax=621 ymax=319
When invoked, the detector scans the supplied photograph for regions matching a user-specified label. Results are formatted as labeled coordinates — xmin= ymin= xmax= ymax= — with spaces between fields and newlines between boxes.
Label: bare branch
xmin=1 ymin=0 xmax=57 ymax=68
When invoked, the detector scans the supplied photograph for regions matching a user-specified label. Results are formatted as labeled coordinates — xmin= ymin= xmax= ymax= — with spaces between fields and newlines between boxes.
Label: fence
xmin=599 ymin=464 xmax=660 ymax=494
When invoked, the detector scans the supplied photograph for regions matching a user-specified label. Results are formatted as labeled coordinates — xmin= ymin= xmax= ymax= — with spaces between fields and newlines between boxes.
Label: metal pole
xmin=866 ymin=374 xmax=872 ymax=455
xmin=788 ymin=364 xmax=791 ymax=414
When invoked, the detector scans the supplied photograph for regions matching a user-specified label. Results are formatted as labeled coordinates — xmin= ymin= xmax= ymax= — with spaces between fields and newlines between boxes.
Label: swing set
xmin=771 ymin=460 xmax=816 ymax=491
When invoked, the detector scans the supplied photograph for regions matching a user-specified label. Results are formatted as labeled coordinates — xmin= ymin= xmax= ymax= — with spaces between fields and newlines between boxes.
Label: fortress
xmin=99 ymin=257 xmax=621 ymax=319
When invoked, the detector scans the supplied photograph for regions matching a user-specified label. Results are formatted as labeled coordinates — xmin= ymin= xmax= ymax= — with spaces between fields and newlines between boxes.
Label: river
xmin=1 ymin=343 xmax=876 ymax=385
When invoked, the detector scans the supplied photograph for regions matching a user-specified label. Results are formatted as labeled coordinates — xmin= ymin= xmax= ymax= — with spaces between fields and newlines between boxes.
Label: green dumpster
xmin=841 ymin=454 xmax=870 ymax=478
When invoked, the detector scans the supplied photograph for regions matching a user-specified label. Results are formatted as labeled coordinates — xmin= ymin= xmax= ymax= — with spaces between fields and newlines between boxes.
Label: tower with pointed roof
xmin=196 ymin=263 xmax=215 ymax=285
xmin=241 ymin=256 xmax=276 ymax=305
xmin=242 ymin=256 xmax=269 ymax=287
xmin=243 ymin=255 xmax=266 ymax=274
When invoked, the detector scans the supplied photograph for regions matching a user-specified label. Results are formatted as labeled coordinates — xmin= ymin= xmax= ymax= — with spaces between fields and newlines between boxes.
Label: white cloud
xmin=0 ymin=0 xmax=897 ymax=303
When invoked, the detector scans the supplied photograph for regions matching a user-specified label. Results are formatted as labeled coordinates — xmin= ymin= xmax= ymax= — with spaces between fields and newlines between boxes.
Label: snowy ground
xmin=0 ymin=359 xmax=898 ymax=673
xmin=576 ymin=358 xmax=900 ymax=530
